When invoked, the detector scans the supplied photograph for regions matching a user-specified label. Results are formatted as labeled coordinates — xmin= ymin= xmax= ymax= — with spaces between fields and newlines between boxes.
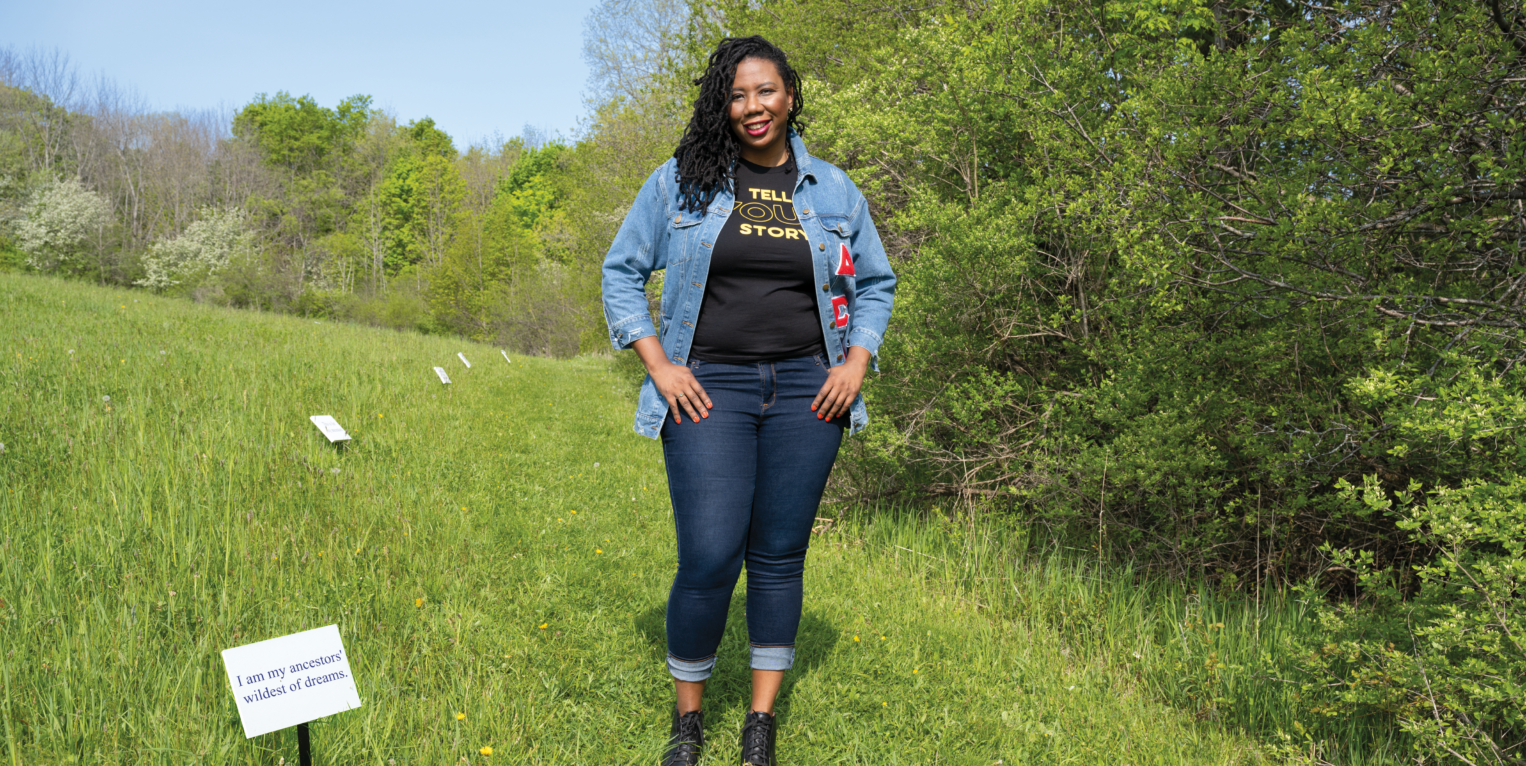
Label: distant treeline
xmin=5 ymin=0 xmax=1526 ymax=759
xmin=0 ymin=43 xmax=675 ymax=356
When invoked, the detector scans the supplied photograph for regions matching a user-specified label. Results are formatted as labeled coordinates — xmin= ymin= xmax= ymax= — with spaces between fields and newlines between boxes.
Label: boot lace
xmin=740 ymin=711 xmax=773 ymax=766
xmin=665 ymin=711 xmax=703 ymax=766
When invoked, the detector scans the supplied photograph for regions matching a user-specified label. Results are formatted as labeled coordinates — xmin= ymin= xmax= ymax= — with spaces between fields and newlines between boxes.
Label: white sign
xmin=434 ymin=366 xmax=451 ymax=384
xmin=501 ymin=350 xmax=511 ymax=364
xmin=309 ymin=415 xmax=350 ymax=443
xmin=221 ymin=624 xmax=361 ymax=738
xmin=457 ymin=352 xmax=471 ymax=368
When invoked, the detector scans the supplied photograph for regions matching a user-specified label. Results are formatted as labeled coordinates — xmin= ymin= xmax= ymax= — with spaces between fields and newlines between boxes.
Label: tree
xmin=582 ymin=0 xmax=689 ymax=103
xmin=15 ymin=176 xmax=110 ymax=274
xmin=376 ymin=119 xmax=465 ymax=280
xmin=136 ymin=207 xmax=255 ymax=290
xmin=232 ymin=92 xmax=371 ymax=175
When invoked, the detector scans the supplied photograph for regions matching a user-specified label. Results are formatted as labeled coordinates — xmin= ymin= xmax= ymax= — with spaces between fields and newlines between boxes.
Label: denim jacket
xmin=602 ymin=131 xmax=897 ymax=440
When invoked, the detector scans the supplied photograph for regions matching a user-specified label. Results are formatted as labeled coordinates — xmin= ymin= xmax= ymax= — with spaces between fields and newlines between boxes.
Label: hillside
xmin=0 ymin=273 xmax=1263 ymax=764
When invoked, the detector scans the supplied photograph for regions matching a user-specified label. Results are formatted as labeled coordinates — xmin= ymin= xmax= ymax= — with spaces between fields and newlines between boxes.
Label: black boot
xmin=739 ymin=710 xmax=776 ymax=766
xmin=663 ymin=708 xmax=704 ymax=766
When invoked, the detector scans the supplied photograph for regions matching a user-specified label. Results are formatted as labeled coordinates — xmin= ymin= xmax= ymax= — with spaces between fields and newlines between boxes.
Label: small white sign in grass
xmin=434 ymin=367 xmax=451 ymax=384
xmin=458 ymin=352 xmax=471 ymax=368
xmin=309 ymin=415 xmax=350 ymax=443
xmin=501 ymin=350 xmax=511 ymax=364
xmin=221 ymin=624 xmax=361 ymax=738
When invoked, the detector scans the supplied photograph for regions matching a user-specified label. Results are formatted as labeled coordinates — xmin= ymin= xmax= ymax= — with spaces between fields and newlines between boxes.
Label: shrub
xmin=14 ymin=176 xmax=110 ymax=273
xmin=136 ymin=208 xmax=256 ymax=291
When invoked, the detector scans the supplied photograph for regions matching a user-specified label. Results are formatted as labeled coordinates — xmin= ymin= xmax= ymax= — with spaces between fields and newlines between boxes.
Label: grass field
xmin=0 ymin=272 xmax=1288 ymax=764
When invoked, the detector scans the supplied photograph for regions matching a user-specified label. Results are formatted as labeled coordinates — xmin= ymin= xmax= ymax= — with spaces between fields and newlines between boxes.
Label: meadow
xmin=0 ymin=272 xmax=1309 ymax=764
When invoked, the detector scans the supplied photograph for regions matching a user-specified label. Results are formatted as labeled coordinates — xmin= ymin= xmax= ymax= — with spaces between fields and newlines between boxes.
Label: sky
xmin=1 ymin=0 xmax=602 ymax=147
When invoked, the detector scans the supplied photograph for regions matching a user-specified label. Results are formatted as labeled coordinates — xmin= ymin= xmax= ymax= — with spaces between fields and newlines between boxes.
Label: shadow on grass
xmin=635 ymin=587 xmax=841 ymax=723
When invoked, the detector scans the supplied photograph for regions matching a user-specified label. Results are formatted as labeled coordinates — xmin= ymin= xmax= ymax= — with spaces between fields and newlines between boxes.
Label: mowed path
xmin=0 ymin=273 xmax=1261 ymax=764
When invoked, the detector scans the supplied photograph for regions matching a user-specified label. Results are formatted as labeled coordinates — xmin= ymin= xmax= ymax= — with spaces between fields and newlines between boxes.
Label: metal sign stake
xmin=298 ymin=722 xmax=312 ymax=766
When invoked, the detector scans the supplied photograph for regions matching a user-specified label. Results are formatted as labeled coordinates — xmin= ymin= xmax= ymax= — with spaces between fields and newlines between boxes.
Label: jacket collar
xmin=788 ymin=129 xmax=817 ymax=183
xmin=711 ymin=130 xmax=814 ymax=211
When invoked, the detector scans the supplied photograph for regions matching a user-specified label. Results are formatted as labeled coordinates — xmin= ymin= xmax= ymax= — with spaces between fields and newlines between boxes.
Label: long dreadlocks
xmin=673 ymin=36 xmax=805 ymax=213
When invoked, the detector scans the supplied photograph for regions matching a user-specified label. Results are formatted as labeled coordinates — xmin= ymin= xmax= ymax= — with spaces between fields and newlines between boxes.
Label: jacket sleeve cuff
xmin=847 ymin=326 xmax=884 ymax=359
xmin=608 ymin=315 xmax=658 ymax=351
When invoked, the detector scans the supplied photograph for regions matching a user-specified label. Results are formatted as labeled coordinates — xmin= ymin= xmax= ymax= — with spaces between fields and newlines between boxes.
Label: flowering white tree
xmin=136 ymin=207 xmax=255 ymax=290
xmin=15 ymin=177 xmax=111 ymax=272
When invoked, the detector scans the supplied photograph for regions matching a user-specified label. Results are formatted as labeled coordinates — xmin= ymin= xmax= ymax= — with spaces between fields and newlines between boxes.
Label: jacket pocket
xmin=818 ymin=215 xmax=853 ymax=239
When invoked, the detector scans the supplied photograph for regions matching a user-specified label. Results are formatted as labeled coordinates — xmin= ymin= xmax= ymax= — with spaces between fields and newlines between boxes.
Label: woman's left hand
xmin=812 ymin=346 xmax=872 ymax=422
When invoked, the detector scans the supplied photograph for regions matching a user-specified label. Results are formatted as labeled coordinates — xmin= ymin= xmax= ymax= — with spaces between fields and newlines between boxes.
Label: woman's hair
xmin=673 ymin=35 xmax=805 ymax=213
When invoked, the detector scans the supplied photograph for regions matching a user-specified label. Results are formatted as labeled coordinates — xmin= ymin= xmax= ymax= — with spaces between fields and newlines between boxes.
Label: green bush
xmin=1296 ymin=360 xmax=1526 ymax=762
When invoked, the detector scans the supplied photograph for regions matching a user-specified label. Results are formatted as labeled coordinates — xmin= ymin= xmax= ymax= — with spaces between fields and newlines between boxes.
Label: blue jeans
xmin=661 ymin=354 xmax=845 ymax=682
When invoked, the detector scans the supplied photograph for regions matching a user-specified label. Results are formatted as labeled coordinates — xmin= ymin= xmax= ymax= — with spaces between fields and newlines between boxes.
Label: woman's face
xmin=728 ymin=57 xmax=793 ymax=166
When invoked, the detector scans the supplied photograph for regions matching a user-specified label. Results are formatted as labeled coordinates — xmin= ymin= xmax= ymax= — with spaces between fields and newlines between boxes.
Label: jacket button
xmin=821 ymin=283 xmax=829 ymax=291
xmin=818 ymin=243 xmax=825 ymax=251
xmin=673 ymin=216 xmax=681 ymax=224
xmin=836 ymin=354 xmax=844 ymax=362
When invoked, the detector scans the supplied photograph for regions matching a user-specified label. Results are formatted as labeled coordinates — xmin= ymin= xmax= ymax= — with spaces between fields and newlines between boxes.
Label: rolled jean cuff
xmin=667 ymin=653 xmax=716 ymax=682
xmin=750 ymin=644 xmax=795 ymax=672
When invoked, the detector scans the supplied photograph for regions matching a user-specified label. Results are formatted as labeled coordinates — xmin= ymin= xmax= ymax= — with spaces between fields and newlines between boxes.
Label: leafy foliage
xmin=232 ymin=92 xmax=372 ymax=175
xmin=15 ymin=176 xmax=110 ymax=273
xmin=135 ymin=207 xmax=255 ymax=291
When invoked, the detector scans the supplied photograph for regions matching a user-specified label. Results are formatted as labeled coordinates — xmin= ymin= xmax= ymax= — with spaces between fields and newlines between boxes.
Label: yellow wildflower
xmin=595 ymin=549 xmax=603 ymax=554
xmin=479 ymin=746 xmax=493 ymax=756
xmin=416 ymin=598 xmax=424 ymax=608
xmin=539 ymin=623 xmax=548 ymax=629
xmin=455 ymin=713 xmax=466 ymax=721
xmin=853 ymin=635 xmax=860 ymax=642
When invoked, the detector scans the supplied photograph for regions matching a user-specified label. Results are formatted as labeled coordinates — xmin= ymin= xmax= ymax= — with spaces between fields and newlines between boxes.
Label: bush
xmin=136 ymin=208 xmax=255 ymax=291
xmin=1294 ymin=360 xmax=1526 ymax=762
xmin=14 ymin=176 xmax=110 ymax=274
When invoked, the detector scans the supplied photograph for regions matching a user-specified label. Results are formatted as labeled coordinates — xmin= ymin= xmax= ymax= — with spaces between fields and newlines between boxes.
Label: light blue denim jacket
xmin=602 ymin=131 xmax=897 ymax=440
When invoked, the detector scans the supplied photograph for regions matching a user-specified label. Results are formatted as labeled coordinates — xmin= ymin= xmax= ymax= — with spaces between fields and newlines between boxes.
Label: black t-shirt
xmin=690 ymin=159 xmax=826 ymax=363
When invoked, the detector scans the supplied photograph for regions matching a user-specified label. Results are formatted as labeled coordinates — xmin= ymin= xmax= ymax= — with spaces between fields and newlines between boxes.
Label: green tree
xmin=376 ymin=119 xmax=465 ymax=280
xmin=429 ymin=142 xmax=566 ymax=341
xmin=233 ymin=92 xmax=371 ymax=175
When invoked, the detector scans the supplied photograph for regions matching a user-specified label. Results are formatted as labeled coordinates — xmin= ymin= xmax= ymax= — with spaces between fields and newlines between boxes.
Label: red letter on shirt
xmin=831 ymin=295 xmax=850 ymax=328
xmin=835 ymin=243 xmax=855 ymax=276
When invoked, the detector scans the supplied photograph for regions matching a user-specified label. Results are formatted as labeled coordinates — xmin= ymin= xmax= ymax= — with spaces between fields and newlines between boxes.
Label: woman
xmin=601 ymin=35 xmax=895 ymax=766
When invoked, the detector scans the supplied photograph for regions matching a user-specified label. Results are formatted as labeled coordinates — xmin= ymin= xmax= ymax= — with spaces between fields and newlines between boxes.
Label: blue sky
xmin=2 ymin=0 xmax=601 ymax=147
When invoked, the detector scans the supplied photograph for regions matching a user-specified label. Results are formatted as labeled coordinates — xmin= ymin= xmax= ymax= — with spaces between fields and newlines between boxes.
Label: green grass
xmin=0 ymin=272 xmax=1283 ymax=764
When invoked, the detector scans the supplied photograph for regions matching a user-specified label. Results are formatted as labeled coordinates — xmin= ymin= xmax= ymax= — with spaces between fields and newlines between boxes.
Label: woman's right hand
xmin=632 ymin=337 xmax=712 ymax=423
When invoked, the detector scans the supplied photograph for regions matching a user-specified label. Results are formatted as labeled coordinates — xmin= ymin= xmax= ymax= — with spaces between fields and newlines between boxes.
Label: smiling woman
xmin=599 ymin=35 xmax=897 ymax=766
